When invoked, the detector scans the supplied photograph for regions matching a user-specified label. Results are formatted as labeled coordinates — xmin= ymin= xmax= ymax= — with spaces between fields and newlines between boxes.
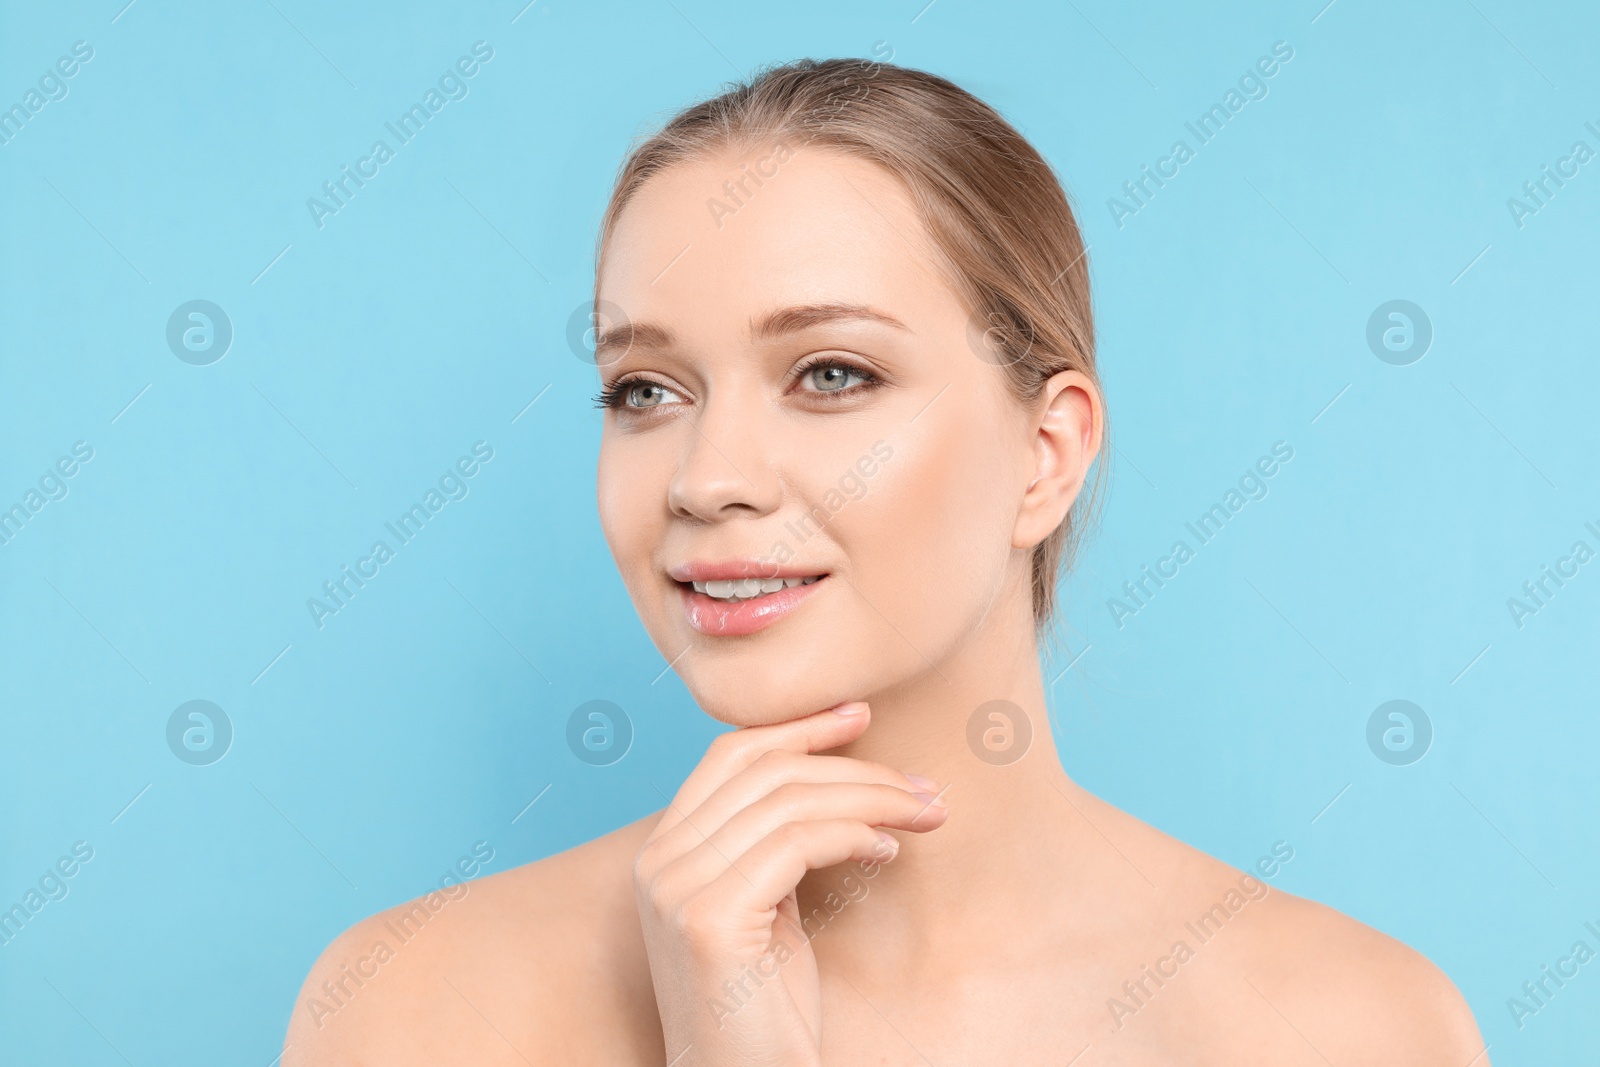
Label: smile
xmin=690 ymin=576 xmax=823 ymax=602
xmin=668 ymin=563 xmax=830 ymax=636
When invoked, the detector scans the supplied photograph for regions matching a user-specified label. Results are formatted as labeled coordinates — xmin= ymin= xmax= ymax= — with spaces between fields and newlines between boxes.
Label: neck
xmin=794 ymin=591 xmax=1100 ymax=980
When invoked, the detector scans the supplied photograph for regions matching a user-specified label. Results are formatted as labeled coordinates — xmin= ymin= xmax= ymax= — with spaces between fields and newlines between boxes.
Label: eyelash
xmin=591 ymin=358 xmax=881 ymax=411
xmin=590 ymin=378 xmax=661 ymax=410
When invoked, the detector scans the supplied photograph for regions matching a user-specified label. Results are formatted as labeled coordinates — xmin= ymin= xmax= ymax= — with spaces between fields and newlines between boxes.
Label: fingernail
xmin=831 ymin=702 xmax=868 ymax=716
xmin=912 ymin=790 xmax=948 ymax=809
xmin=874 ymin=830 xmax=900 ymax=856
xmin=905 ymin=773 xmax=941 ymax=792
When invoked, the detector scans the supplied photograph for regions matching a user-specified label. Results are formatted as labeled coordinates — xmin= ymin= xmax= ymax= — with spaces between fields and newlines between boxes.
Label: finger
xmin=705 ymin=819 xmax=898 ymax=921
xmin=651 ymin=753 xmax=941 ymax=858
xmin=665 ymin=782 xmax=944 ymax=886
xmin=650 ymin=702 xmax=872 ymax=838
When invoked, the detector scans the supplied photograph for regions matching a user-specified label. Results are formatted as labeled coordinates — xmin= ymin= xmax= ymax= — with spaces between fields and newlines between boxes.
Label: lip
xmin=668 ymin=559 xmax=825 ymax=583
xmin=675 ymin=573 xmax=829 ymax=637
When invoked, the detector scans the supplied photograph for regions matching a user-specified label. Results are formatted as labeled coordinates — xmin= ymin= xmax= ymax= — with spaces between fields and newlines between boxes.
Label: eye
xmin=594 ymin=377 xmax=685 ymax=411
xmin=621 ymin=380 xmax=680 ymax=408
xmin=797 ymin=360 xmax=875 ymax=394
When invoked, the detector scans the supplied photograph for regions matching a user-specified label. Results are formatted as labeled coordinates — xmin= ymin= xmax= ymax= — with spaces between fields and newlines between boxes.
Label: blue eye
xmin=593 ymin=378 xmax=685 ymax=411
xmin=624 ymin=381 xmax=678 ymax=408
xmin=802 ymin=362 xmax=870 ymax=393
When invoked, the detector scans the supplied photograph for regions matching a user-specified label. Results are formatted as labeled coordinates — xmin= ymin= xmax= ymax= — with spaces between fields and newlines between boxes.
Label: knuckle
xmin=631 ymin=843 xmax=661 ymax=886
xmin=856 ymin=760 xmax=900 ymax=784
xmin=708 ymin=729 xmax=763 ymax=766
xmin=765 ymin=780 xmax=808 ymax=812
xmin=751 ymin=748 xmax=796 ymax=775
xmin=672 ymin=894 xmax=715 ymax=937
xmin=641 ymin=872 xmax=678 ymax=917
xmin=707 ymin=730 xmax=741 ymax=756
xmin=633 ymin=856 xmax=674 ymax=911
xmin=629 ymin=860 xmax=654 ymax=897
xmin=858 ymin=783 xmax=900 ymax=813
xmin=766 ymin=821 xmax=806 ymax=852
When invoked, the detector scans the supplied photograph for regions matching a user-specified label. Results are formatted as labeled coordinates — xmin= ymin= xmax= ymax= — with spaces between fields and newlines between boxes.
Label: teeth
xmin=689 ymin=575 xmax=824 ymax=602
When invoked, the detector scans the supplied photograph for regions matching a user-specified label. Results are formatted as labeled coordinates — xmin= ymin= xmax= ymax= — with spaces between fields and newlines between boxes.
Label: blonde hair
xmin=593 ymin=58 xmax=1108 ymax=631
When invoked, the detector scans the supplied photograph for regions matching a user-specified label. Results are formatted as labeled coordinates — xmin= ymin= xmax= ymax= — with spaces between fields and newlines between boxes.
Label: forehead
xmin=596 ymin=144 xmax=962 ymax=333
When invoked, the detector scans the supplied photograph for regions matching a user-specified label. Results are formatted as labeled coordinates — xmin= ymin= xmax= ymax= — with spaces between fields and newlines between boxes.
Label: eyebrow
xmin=592 ymin=302 xmax=909 ymax=364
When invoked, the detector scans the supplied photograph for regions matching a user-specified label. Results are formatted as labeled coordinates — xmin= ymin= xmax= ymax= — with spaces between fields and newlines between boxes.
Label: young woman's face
xmin=594 ymin=144 xmax=1048 ymax=726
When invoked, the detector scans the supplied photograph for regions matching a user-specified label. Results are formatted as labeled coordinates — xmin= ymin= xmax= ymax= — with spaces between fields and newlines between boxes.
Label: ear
xmin=1012 ymin=369 xmax=1104 ymax=551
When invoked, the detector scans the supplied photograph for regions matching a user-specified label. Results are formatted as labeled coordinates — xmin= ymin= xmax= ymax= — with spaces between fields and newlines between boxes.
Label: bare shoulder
xmin=1074 ymin=792 xmax=1486 ymax=1063
xmin=1235 ymin=887 xmax=1488 ymax=1065
xmin=282 ymin=813 xmax=663 ymax=1067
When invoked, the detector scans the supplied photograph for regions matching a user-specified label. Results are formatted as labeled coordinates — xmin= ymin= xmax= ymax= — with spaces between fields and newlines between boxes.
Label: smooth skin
xmin=284 ymin=143 xmax=1488 ymax=1065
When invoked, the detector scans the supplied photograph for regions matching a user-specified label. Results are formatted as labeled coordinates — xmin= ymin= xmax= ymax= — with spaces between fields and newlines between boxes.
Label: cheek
xmin=839 ymin=419 xmax=1025 ymax=639
xmin=596 ymin=438 xmax=665 ymax=592
xmin=595 ymin=448 xmax=627 ymax=557
xmin=596 ymin=439 xmax=689 ymax=673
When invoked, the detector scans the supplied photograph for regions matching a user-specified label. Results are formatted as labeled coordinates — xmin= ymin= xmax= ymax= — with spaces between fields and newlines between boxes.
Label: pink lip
xmin=677 ymin=575 xmax=828 ymax=637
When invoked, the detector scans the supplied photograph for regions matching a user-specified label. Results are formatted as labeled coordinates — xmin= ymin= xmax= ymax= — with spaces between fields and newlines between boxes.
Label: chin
xmin=634 ymin=574 xmax=855 ymax=725
xmin=671 ymin=624 xmax=887 ymax=726
xmin=677 ymin=659 xmax=846 ymax=727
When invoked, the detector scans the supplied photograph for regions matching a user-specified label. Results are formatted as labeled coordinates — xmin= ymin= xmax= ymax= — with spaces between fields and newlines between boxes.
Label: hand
xmin=633 ymin=702 xmax=949 ymax=1066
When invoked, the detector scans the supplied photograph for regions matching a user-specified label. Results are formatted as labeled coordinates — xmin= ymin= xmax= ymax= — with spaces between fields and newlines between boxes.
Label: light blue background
xmin=2 ymin=0 xmax=1596 ymax=1062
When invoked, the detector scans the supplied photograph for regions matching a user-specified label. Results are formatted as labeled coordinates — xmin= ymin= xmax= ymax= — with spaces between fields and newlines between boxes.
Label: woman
xmin=284 ymin=58 xmax=1487 ymax=1065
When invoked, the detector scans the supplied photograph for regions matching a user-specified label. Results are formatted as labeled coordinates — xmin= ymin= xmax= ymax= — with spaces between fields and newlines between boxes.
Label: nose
xmin=666 ymin=393 xmax=784 ymax=524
